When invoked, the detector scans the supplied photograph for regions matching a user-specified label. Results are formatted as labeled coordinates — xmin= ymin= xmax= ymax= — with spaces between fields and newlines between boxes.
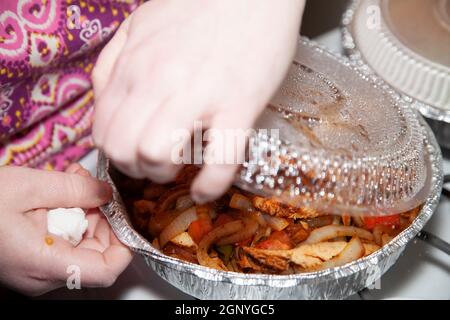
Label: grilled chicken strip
xmin=252 ymin=196 xmax=322 ymax=219
xmin=241 ymin=240 xmax=379 ymax=271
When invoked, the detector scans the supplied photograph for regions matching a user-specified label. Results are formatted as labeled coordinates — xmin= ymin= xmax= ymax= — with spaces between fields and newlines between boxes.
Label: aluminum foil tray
xmin=97 ymin=39 xmax=443 ymax=300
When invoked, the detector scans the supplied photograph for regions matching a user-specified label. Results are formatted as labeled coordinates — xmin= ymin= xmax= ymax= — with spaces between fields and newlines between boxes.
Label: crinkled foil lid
xmin=236 ymin=40 xmax=429 ymax=216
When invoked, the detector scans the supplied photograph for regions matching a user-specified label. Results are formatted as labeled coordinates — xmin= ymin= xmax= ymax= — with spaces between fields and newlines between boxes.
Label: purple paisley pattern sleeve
xmin=0 ymin=0 xmax=142 ymax=170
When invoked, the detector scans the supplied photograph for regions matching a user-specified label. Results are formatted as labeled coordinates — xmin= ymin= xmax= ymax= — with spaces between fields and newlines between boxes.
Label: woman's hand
xmin=0 ymin=164 xmax=132 ymax=296
xmin=93 ymin=0 xmax=305 ymax=203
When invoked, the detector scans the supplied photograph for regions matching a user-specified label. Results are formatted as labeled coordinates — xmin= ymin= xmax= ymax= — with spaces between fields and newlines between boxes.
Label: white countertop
xmin=40 ymin=30 xmax=450 ymax=300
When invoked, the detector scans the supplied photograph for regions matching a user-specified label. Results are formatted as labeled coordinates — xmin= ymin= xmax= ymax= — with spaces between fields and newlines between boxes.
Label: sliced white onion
xmin=302 ymin=225 xmax=374 ymax=244
xmin=229 ymin=193 xmax=253 ymax=211
xmin=373 ymin=225 xmax=398 ymax=246
xmin=152 ymin=238 xmax=160 ymax=250
xmin=170 ymin=232 xmax=196 ymax=248
xmin=332 ymin=216 xmax=341 ymax=225
xmin=291 ymin=241 xmax=348 ymax=266
xmin=175 ymin=195 xmax=194 ymax=211
xmin=159 ymin=207 xmax=197 ymax=247
xmin=197 ymin=220 xmax=244 ymax=270
xmin=216 ymin=219 xmax=258 ymax=245
xmin=246 ymin=211 xmax=267 ymax=226
xmin=243 ymin=238 xmax=369 ymax=271
xmin=263 ymin=214 xmax=290 ymax=231
xmin=381 ymin=233 xmax=393 ymax=246
xmin=243 ymin=242 xmax=348 ymax=270
xmin=363 ymin=243 xmax=380 ymax=256
xmin=373 ymin=227 xmax=383 ymax=246
xmin=352 ymin=215 xmax=364 ymax=227
xmin=251 ymin=226 xmax=270 ymax=246
xmin=318 ymin=237 xmax=365 ymax=270
xmin=341 ymin=214 xmax=352 ymax=226
xmin=155 ymin=186 xmax=190 ymax=213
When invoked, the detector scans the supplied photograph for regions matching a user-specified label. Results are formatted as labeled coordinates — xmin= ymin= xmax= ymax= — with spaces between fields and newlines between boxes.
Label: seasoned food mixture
xmin=115 ymin=166 xmax=420 ymax=274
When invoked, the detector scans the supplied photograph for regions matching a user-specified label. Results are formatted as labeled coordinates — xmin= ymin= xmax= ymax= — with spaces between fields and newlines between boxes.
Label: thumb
xmin=0 ymin=166 xmax=112 ymax=212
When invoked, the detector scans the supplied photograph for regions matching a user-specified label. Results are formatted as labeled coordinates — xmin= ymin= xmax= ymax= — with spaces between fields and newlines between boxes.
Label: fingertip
xmin=113 ymin=162 xmax=147 ymax=179
xmin=115 ymin=243 xmax=133 ymax=261
xmin=190 ymin=189 xmax=210 ymax=205
xmin=137 ymin=139 xmax=169 ymax=168
xmin=138 ymin=160 xmax=180 ymax=184
xmin=110 ymin=233 xmax=135 ymax=259
xmin=75 ymin=166 xmax=91 ymax=178
xmin=65 ymin=163 xmax=83 ymax=174
xmin=191 ymin=165 xmax=237 ymax=204
xmin=100 ymin=245 xmax=134 ymax=286
xmin=190 ymin=181 xmax=222 ymax=204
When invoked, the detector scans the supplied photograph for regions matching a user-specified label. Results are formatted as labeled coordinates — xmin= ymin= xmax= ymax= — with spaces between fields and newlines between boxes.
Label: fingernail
xmin=139 ymin=161 xmax=177 ymax=184
xmin=191 ymin=191 xmax=213 ymax=205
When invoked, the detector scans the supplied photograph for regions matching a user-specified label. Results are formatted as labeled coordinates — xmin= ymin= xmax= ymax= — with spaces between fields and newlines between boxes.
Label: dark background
xmin=301 ymin=0 xmax=349 ymax=37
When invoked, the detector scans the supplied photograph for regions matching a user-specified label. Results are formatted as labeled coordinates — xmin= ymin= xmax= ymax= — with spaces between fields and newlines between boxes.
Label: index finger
xmin=0 ymin=166 xmax=112 ymax=212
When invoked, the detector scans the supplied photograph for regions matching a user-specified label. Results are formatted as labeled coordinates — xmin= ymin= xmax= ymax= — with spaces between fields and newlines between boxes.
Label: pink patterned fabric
xmin=0 ymin=0 xmax=141 ymax=170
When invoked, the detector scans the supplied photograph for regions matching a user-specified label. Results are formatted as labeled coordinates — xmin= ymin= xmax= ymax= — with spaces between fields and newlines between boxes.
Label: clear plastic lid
xmin=349 ymin=0 xmax=450 ymax=116
xmin=236 ymin=39 xmax=430 ymax=216
xmin=383 ymin=0 xmax=450 ymax=68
